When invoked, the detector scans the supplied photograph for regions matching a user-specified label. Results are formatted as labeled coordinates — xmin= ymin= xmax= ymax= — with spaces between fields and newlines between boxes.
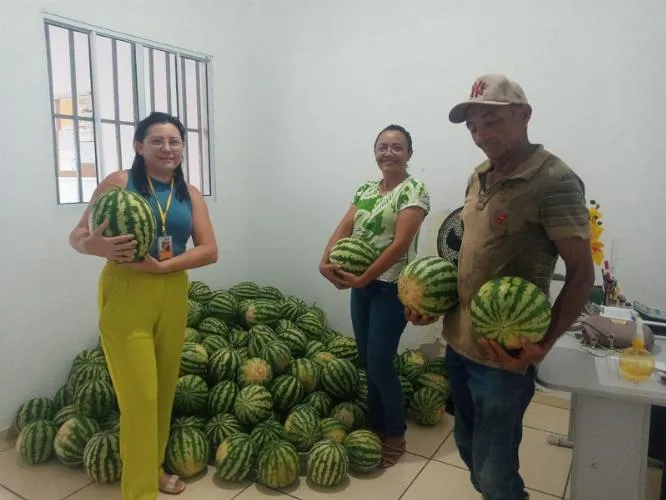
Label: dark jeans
xmin=445 ymin=345 xmax=535 ymax=500
xmin=350 ymin=280 xmax=407 ymax=437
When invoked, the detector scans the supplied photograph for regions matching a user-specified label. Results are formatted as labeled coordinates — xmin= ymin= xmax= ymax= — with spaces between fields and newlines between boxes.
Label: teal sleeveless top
xmin=125 ymin=174 xmax=193 ymax=260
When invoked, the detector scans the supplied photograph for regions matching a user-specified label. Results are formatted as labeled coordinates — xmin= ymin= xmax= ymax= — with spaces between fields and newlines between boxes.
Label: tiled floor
xmin=0 ymin=398 xmax=661 ymax=500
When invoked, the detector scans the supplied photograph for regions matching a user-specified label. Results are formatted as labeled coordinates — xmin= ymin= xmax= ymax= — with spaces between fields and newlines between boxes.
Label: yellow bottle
xmin=618 ymin=316 xmax=656 ymax=384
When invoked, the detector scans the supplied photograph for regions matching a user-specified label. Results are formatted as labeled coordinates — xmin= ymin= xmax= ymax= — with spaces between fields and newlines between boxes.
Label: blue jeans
xmin=350 ymin=280 xmax=407 ymax=437
xmin=445 ymin=345 xmax=535 ymax=500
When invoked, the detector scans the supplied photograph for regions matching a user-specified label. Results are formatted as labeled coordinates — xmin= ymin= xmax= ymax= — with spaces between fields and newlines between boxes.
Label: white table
xmin=536 ymin=334 xmax=666 ymax=500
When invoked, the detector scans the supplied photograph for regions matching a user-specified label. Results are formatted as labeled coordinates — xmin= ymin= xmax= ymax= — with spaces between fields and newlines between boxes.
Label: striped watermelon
xmin=305 ymin=340 xmax=326 ymax=358
xmin=409 ymin=387 xmax=446 ymax=426
xmin=289 ymin=358 xmax=321 ymax=394
xmin=215 ymin=433 xmax=257 ymax=482
xmin=250 ymin=419 xmax=285 ymax=449
xmin=321 ymin=327 xmax=342 ymax=345
xmin=311 ymin=351 xmax=337 ymax=368
xmin=269 ymin=375 xmax=304 ymax=413
xmin=234 ymin=385 xmax=274 ymax=427
xmin=207 ymin=380 xmax=239 ymax=416
xmin=295 ymin=311 xmax=325 ymax=340
xmin=14 ymin=397 xmax=55 ymax=432
xmin=320 ymin=358 xmax=359 ymax=401
xmin=278 ymin=328 xmax=308 ymax=357
xmin=54 ymin=416 xmax=100 ymax=466
xmin=237 ymin=358 xmax=273 ymax=388
xmin=205 ymin=413 xmax=244 ymax=451
xmin=207 ymin=291 xmax=239 ymax=324
xmin=73 ymin=380 xmax=117 ymax=420
xmin=283 ymin=407 xmax=321 ymax=452
xmin=188 ymin=280 xmax=212 ymax=304
xmin=208 ymin=347 xmax=241 ymax=384
xmin=397 ymin=256 xmax=459 ymax=316
xmin=414 ymin=372 xmax=449 ymax=398
xmin=228 ymin=328 xmax=250 ymax=349
xmin=53 ymin=384 xmax=72 ymax=411
xmin=98 ymin=410 xmax=120 ymax=432
xmin=173 ymin=375 xmax=209 ymax=415
xmin=184 ymin=327 xmax=204 ymax=343
xmin=187 ymin=299 xmax=205 ymax=327
xmin=427 ymin=356 xmax=446 ymax=376
xmin=343 ymin=429 xmax=382 ymax=472
xmin=280 ymin=296 xmax=308 ymax=322
xmin=399 ymin=375 xmax=415 ymax=406
xmin=180 ymin=342 xmax=209 ymax=377
xmin=260 ymin=340 xmax=293 ymax=375
xmin=248 ymin=328 xmax=276 ymax=358
xmin=396 ymin=349 xmax=428 ymax=381
xmin=258 ymin=285 xmax=284 ymax=301
xmin=275 ymin=319 xmax=296 ymax=333
xmin=88 ymin=187 xmax=157 ymax=261
xmin=16 ymin=419 xmax=57 ymax=464
xmin=328 ymin=237 xmax=379 ymax=275
xmin=54 ymin=405 xmax=78 ymax=429
xmin=67 ymin=348 xmax=110 ymax=392
xmin=330 ymin=402 xmax=366 ymax=431
xmin=303 ymin=391 xmax=333 ymax=418
xmin=326 ymin=336 xmax=359 ymax=365
xmin=470 ymin=276 xmax=552 ymax=349
xmin=165 ymin=426 xmax=209 ymax=478
xmin=356 ymin=369 xmax=368 ymax=401
xmin=309 ymin=303 xmax=327 ymax=324
xmin=171 ymin=415 xmax=207 ymax=431
xmin=229 ymin=281 xmax=260 ymax=301
xmin=256 ymin=440 xmax=299 ymax=489
xmin=243 ymin=299 xmax=281 ymax=327
xmin=197 ymin=317 xmax=230 ymax=337
xmin=201 ymin=334 xmax=230 ymax=357
xmin=319 ymin=417 xmax=348 ymax=444
xmin=82 ymin=431 xmax=122 ymax=483
xmin=307 ymin=440 xmax=349 ymax=487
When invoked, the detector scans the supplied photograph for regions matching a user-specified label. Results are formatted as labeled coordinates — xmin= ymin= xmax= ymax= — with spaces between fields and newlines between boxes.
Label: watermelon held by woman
xmin=328 ymin=237 xmax=379 ymax=276
xmin=397 ymin=256 xmax=459 ymax=317
xmin=87 ymin=187 xmax=157 ymax=262
xmin=470 ymin=276 xmax=552 ymax=349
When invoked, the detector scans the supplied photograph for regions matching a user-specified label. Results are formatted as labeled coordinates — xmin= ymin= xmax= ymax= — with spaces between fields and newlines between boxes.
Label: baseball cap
xmin=448 ymin=74 xmax=529 ymax=124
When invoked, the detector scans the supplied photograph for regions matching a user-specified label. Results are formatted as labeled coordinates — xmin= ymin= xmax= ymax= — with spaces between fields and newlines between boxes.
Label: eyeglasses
xmin=144 ymin=137 xmax=184 ymax=150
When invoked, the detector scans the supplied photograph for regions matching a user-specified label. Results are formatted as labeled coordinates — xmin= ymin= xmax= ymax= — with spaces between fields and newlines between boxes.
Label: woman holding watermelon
xmin=319 ymin=124 xmax=430 ymax=467
xmin=68 ymin=112 xmax=218 ymax=498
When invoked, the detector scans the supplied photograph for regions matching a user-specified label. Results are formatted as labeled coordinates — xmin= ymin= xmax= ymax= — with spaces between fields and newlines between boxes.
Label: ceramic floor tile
xmin=235 ymin=483 xmax=297 ymax=498
xmin=0 ymin=486 xmax=21 ymax=500
xmin=405 ymin=414 xmax=454 ymax=458
xmin=279 ymin=451 xmax=428 ymax=499
xmin=0 ymin=448 xmax=92 ymax=500
xmin=533 ymin=388 xmax=571 ymax=410
xmin=401 ymin=460 xmax=479 ymax=500
xmin=524 ymin=488 xmax=559 ymax=499
xmin=523 ymin=403 xmax=570 ymax=436
xmin=433 ymin=432 xmax=467 ymax=470
xmin=519 ymin=427 xmax=571 ymax=497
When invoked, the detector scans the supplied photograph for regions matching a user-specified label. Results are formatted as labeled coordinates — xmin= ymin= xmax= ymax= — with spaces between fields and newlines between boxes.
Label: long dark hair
xmin=130 ymin=112 xmax=190 ymax=202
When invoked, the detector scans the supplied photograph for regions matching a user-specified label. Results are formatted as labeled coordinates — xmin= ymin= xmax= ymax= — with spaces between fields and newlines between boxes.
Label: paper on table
xmin=595 ymin=356 xmax=666 ymax=394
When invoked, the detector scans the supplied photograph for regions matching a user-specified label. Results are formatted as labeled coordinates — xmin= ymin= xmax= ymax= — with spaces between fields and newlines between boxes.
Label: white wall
xmin=0 ymin=0 xmax=259 ymax=430
xmin=2 ymin=0 xmax=665 ymax=430
xmin=235 ymin=0 xmax=666 ymax=349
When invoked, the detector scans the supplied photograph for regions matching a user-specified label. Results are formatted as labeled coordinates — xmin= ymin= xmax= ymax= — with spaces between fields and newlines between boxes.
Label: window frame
xmin=43 ymin=13 xmax=216 ymax=205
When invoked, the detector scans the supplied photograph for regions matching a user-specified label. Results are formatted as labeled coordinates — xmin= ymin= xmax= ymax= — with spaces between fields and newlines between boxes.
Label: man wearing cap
xmin=407 ymin=74 xmax=594 ymax=499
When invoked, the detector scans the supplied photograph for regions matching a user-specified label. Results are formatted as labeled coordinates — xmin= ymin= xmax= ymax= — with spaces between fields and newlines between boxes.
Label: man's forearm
xmin=542 ymin=270 xmax=595 ymax=349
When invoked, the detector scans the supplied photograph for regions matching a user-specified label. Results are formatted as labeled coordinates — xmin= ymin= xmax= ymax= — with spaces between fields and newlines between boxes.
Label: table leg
xmin=547 ymin=393 xmax=576 ymax=448
xmin=569 ymin=393 xmax=650 ymax=500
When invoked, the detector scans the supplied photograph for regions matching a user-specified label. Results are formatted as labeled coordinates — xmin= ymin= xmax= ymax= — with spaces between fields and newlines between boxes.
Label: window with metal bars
xmin=44 ymin=15 xmax=214 ymax=204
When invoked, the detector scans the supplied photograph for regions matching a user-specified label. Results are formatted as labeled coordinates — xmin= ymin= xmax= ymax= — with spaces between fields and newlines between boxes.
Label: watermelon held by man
xmin=470 ymin=276 xmax=552 ymax=350
xmin=87 ymin=187 xmax=158 ymax=262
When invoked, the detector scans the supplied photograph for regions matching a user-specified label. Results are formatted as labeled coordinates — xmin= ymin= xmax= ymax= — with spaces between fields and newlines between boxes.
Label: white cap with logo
xmin=448 ymin=74 xmax=529 ymax=124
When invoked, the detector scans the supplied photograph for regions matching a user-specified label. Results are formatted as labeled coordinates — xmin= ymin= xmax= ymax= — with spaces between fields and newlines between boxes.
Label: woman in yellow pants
xmin=68 ymin=112 xmax=218 ymax=499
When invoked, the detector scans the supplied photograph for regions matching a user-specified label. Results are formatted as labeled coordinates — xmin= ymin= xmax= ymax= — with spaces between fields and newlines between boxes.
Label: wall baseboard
xmin=0 ymin=426 xmax=16 ymax=452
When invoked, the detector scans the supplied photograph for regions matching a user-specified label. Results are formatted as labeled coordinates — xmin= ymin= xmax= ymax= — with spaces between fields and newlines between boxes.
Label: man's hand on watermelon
xmin=81 ymin=219 xmax=137 ymax=262
xmin=479 ymin=337 xmax=549 ymax=371
xmin=404 ymin=308 xmax=439 ymax=326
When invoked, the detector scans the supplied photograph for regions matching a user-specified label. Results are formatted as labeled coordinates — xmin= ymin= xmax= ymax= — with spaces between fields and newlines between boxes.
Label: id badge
xmin=158 ymin=235 xmax=174 ymax=261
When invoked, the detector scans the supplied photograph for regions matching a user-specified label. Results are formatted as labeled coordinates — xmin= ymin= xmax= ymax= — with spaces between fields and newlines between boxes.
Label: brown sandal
xmin=380 ymin=436 xmax=406 ymax=468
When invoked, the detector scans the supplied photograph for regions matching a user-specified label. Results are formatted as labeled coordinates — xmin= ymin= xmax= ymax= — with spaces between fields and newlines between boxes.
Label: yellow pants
xmin=97 ymin=262 xmax=187 ymax=500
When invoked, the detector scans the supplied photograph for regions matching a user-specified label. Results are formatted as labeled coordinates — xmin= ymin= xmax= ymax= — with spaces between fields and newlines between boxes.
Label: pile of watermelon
xmin=11 ymin=279 xmax=450 ymax=489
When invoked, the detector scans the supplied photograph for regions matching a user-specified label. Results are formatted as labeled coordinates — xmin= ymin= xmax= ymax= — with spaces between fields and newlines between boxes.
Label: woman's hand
xmin=319 ymin=263 xmax=350 ymax=289
xmin=119 ymin=254 xmax=167 ymax=274
xmin=80 ymin=220 xmax=137 ymax=262
xmin=335 ymin=269 xmax=370 ymax=289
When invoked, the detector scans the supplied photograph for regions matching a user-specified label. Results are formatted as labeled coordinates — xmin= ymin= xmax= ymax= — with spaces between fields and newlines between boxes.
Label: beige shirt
xmin=442 ymin=145 xmax=590 ymax=370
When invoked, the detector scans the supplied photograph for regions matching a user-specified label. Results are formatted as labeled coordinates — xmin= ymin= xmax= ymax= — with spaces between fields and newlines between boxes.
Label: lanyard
xmin=147 ymin=175 xmax=174 ymax=236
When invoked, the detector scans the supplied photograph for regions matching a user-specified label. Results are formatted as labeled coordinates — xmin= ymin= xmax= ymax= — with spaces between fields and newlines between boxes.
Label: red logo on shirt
xmin=470 ymin=80 xmax=487 ymax=99
xmin=496 ymin=212 xmax=508 ymax=224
